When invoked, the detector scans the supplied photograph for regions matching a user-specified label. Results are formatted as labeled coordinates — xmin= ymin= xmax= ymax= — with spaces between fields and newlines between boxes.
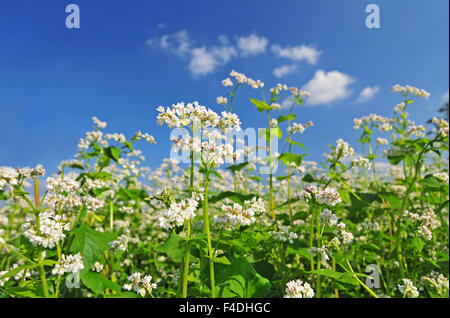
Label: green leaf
xmin=80 ymin=271 xmax=121 ymax=294
xmin=69 ymin=224 xmax=118 ymax=271
xmin=250 ymin=99 xmax=274 ymax=112
xmin=155 ymin=232 xmax=186 ymax=262
xmin=227 ymin=162 xmax=249 ymax=173
xmin=419 ymin=174 xmax=444 ymax=189
xmin=215 ymin=257 xmax=271 ymax=298
xmin=285 ymin=138 xmax=306 ymax=150
xmin=214 ymin=256 xmax=231 ymax=265
xmin=104 ymin=146 xmax=121 ymax=162
xmin=279 ymin=152 xmax=305 ymax=167
xmin=277 ymin=114 xmax=296 ymax=123
xmin=209 ymin=191 xmax=256 ymax=205
xmin=309 ymin=269 xmax=359 ymax=286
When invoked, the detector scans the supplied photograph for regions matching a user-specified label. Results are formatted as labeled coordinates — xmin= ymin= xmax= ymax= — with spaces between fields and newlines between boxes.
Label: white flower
xmin=319 ymin=208 xmax=339 ymax=226
xmin=216 ymin=96 xmax=228 ymax=105
xmin=270 ymin=224 xmax=298 ymax=244
xmin=92 ymin=262 xmax=104 ymax=273
xmin=376 ymin=137 xmax=389 ymax=146
xmin=352 ymin=157 xmax=371 ymax=169
xmin=158 ymin=198 xmax=198 ymax=229
xmin=222 ymin=78 xmax=233 ymax=87
xmin=284 ymin=279 xmax=314 ymax=298
xmin=392 ymin=84 xmax=430 ymax=99
xmin=52 ymin=253 xmax=84 ymax=275
xmin=92 ymin=116 xmax=107 ymax=129
xmin=23 ymin=211 xmax=70 ymax=249
xmin=123 ymin=272 xmax=157 ymax=297
xmin=398 ymin=278 xmax=419 ymax=298
xmin=109 ymin=234 xmax=128 ymax=251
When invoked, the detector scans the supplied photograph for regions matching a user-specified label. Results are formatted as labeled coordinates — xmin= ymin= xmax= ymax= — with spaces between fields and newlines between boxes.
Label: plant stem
xmin=203 ymin=170 xmax=215 ymax=298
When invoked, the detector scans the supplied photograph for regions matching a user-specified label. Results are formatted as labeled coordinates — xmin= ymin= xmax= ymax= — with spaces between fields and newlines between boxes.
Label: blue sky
xmin=0 ymin=0 xmax=448 ymax=174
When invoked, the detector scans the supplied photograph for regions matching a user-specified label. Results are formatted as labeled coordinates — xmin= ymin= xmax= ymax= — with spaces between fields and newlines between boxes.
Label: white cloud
xmin=303 ymin=70 xmax=355 ymax=105
xmin=271 ymin=44 xmax=321 ymax=65
xmin=273 ymin=64 xmax=298 ymax=78
xmin=157 ymin=23 xmax=167 ymax=29
xmin=356 ymin=85 xmax=380 ymax=103
xmin=147 ymin=29 xmax=192 ymax=58
xmin=443 ymin=91 xmax=449 ymax=100
xmin=236 ymin=33 xmax=269 ymax=56
xmin=189 ymin=45 xmax=237 ymax=76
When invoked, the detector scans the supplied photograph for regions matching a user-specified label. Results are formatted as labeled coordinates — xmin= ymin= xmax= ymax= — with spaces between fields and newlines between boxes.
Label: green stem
xmin=203 ymin=170 xmax=215 ymax=298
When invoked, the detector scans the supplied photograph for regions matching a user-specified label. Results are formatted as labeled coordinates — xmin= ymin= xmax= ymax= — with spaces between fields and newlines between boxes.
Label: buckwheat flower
xmin=376 ymin=137 xmax=389 ymax=146
xmin=421 ymin=272 xmax=449 ymax=296
xmin=230 ymin=70 xmax=248 ymax=84
xmin=309 ymin=246 xmax=330 ymax=261
xmin=123 ymin=272 xmax=157 ymax=297
xmin=284 ymin=279 xmax=314 ymax=298
xmin=83 ymin=178 xmax=107 ymax=191
xmin=222 ymin=78 xmax=233 ymax=87
xmin=109 ymin=234 xmax=128 ymax=251
xmin=270 ymin=225 xmax=298 ymax=244
xmin=142 ymin=132 xmax=157 ymax=144
xmin=352 ymin=157 xmax=372 ymax=169
xmin=270 ymin=118 xmax=278 ymax=127
xmin=92 ymin=116 xmax=107 ymax=129
xmin=105 ymin=133 xmax=126 ymax=143
xmin=288 ymin=121 xmax=314 ymax=135
xmin=215 ymin=197 xmax=265 ymax=230
xmin=379 ymin=122 xmax=393 ymax=132
xmin=0 ymin=166 xmax=19 ymax=186
xmin=23 ymin=210 xmax=70 ymax=248
xmin=10 ymin=264 xmax=32 ymax=281
xmin=52 ymin=253 xmax=84 ymax=275
xmin=216 ymin=96 xmax=228 ymax=105
xmin=394 ymin=102 xmax=406 ymax=113
xmin=270 ymin=103 xmax=281 ymax=109
xmin=405 ymin=123 xmax=426 ymax=138
xmin=398 ymin=278 xmax=419 ymax=298
xmin=319 ymin=208 xmax=339 ymax=226
xmin=316 ymin=187 xmax=342 ymax=207
xmin=335 ymin=139 xmax=355 ymax=159
xmin=92 ymin=262 xmax=104 ymax=273
xmin=46 ymin=176 xmax=79 ymax=194
xmin=432 ymin=117 xmax=449 ymax=138
xmin=391 ymin=84 xmax=430 ymax=99
xmin=0 ymin=271 xmax=10 ymax=286
xmin=84 ymin=196 xmax=105 ymax=211
xmin=434 ymin=171 xmax=449 ymax=184
xmin=158 ymin=198 xmax=198 ymax=229
xmin=353 ymin=118 xmax=363 ymax=130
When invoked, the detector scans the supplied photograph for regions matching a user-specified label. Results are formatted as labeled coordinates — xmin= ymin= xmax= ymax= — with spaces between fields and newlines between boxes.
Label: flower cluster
xmin=157 ymin=101 xmax=241 ymax=132
xmin=351 ymin=157 xmax=372 ymax=169
xmin=403 ymin=208 xmax=437 ymax=241
xmin=228 ymin=70 xmax=264 ymax=88
xmin=52 ymin=253 xmax=84 ymax=275
xmin=284 ymin=279 xmax=315 ymax=298
xmin=123 ymin=272 xmax=157 ymax=297
xmin=398 ymin=278 xmax=420 ymax=298
xmin=288 ymin=121 xmax=314 ymax=135
xmin=335 ymin=139 xmax=355 ymax=159
xmin=269 ymin=224 xmax=298 ymax=244
xmin=298 ymin=186 xmax=342 ymax=207
xmin=109 ymin=234 xmax=128 ymax=251
xmin=159 ymin=198 xmax=198 ymax=229
xmin=23 ymin=211 xmax=70 ymax=248
xmin=391 ymin=84 xmax=431 ymax=99
xmin=432 ymin=117 xmax=449 ymax=138
xmin=215 ymin=197 xmax=266 ymax=229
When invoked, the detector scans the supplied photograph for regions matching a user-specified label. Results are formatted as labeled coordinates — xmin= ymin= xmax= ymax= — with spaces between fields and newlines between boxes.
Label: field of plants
xmin=0 ymin=70 xmax=448 ymax=298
